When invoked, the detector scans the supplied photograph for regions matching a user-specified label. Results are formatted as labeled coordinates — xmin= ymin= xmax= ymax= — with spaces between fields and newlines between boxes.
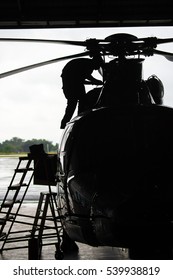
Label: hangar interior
xmin=0 ymin=0 xmax=172 ymax=29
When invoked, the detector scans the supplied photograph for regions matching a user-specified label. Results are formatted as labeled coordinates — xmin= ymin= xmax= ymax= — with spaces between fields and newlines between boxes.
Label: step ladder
xmin=29 ymin=190 xmax=63 ymax=259
xmin=0 ymin=155 xmax=35 ymax=251
xmin=0 ymin=148 xmax=64 ymax=259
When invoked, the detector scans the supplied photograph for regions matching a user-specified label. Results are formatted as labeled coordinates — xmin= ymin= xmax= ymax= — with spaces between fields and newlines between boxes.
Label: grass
xmin=0 ymin=153 xmax=27 ymax=158
xmin=0 ymin=152 xmax=57 ymax=158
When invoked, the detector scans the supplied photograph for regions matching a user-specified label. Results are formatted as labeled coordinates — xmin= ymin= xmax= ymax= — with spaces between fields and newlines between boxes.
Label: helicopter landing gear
xmin=28 ymin=237 xmax=42 ymax=260
xmin=55 ymin=242 xmax=64 ymax=260
xmin=61 ymin=230 xmax=79 ymax=253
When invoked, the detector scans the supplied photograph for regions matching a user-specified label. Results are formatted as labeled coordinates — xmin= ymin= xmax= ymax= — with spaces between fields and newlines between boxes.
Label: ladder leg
xmin=28 ymin=193 xmax=50 ymax=259
xmin=49 ymin=193 xmax=61 ymax=242
xmin=37 ymin=194 xmax=49 ymax=240
xmin=48 ymin=193 xmax=64 ymax=259
xmin=31 ymin=193 xmax=44 ymax=237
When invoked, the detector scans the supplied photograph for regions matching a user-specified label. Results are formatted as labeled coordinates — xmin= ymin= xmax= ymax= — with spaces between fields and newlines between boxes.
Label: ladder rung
xmin=0 ymin=219 xmax=6 ymax=225
xmin=1 ymin=200 xmax=20 ymax=207
xmin=19 ymin=156 xmax=30 ymax=160
xmin=15 ymin=168 xmax=33 ymax=173
xmin=0 ymin=232 xmax=6 ymax=240
xmin=40 ymin=192 xmax=57 ymax=198
xmin=0 ymin=215 xmax=14 ymax=223
xmin=1 ymin=201 xmax=14 ymax=207
xmin=8 ymin=183 xmax=27 ymax=190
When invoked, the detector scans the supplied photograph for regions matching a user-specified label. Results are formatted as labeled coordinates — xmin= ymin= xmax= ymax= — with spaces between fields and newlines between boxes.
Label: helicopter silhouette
xmin=1 ymin=32 xmax=173 ymax=259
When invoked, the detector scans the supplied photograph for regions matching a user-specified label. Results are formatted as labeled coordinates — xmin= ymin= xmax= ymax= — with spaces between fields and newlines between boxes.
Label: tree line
xmin=0 ymin=137 xmax=58 ymax=154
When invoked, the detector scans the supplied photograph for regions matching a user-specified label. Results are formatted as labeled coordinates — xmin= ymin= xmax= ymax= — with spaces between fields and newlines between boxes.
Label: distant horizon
xmin=0 ymin=136 xmax=58 ymax=145
xmin=0 ymin=137 xmax=58 ymax=156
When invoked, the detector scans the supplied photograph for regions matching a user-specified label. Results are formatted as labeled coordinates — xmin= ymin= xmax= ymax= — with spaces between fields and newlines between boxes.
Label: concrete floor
xmin=0 ymin=242 xmax=129 ymax=260
xmin=0 ymin=203 xmax=129 ymax=260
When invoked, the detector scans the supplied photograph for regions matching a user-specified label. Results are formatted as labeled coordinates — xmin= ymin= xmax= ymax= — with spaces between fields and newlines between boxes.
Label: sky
xmin=0 ymin=26 xmax=173 ymax=145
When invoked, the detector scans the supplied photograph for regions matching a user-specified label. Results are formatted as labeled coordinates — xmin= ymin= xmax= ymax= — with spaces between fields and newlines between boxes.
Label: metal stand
xmin=0 ymin=148 xmax=63 ymax=259
xmin=28 ymin=191 xmax=63 ymax=259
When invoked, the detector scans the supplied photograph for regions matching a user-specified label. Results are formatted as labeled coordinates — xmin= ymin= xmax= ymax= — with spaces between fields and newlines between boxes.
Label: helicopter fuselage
xmin=58 ymin=103 xmax=173 ymax=249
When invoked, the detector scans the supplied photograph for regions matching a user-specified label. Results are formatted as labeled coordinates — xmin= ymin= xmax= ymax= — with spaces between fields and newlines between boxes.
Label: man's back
xmin=61 ymin=58 xmax=93 ymax=81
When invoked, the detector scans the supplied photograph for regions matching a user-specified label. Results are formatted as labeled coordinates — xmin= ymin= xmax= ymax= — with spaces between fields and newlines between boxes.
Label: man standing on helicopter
xmin=60 ymin=56 xmax=103 ymax=129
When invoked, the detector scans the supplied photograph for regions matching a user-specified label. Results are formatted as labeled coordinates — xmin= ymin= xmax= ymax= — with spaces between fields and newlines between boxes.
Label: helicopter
xmin=57 ymin=33 xmax=173 ymax=260
xmin=1 ymin=32 xmax=173 ymax=259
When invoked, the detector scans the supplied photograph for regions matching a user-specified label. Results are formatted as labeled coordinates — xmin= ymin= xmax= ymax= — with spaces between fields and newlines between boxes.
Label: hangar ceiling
xmin=0 ymin=0 xmax=173 ymax=29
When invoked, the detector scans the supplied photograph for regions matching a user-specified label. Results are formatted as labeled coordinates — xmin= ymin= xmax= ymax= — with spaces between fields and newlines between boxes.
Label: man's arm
xmin=85 ymin=75 xmax=103 ymax=85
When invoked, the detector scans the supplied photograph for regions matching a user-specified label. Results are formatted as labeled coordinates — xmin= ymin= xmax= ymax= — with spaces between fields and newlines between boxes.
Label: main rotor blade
xmin=131 ymin=37 xmax=173 ymax=44
xmin=0 ymin=51 xmax=89 ymax=79
xmin=156 ymin=38 xmax=173 ymax=44
xmin=154 ymin=49 xmax=173 ymax=61
xmin=2 ymin=36 xmax=172 ymax=46
xmin=0 ymin=37 xmax=86 ymax=46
